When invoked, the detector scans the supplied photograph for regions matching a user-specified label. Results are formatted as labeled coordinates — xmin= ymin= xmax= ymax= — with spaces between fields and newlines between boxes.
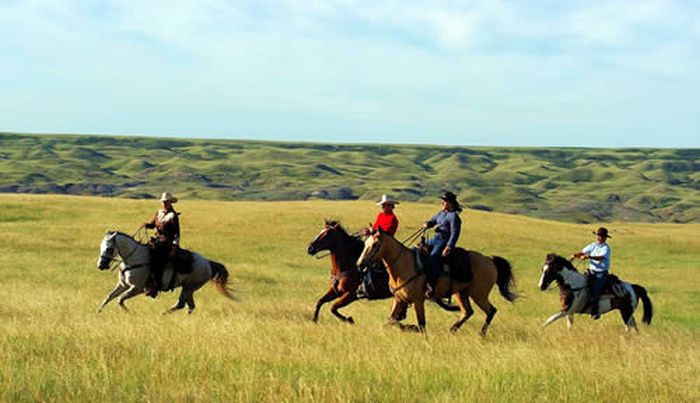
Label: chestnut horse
xmin=357 ymin=229 xmax=517 ymax=336
xmin=307 ymin=221 xmax=365 ymax=323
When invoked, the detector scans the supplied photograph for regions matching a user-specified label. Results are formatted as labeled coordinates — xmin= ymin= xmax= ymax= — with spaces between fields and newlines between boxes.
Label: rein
xmin=108 ymin=228 xmax=149 ymax=272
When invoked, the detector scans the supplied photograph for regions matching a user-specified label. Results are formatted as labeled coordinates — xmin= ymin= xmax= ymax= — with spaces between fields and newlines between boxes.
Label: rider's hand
xmin=422 ymin=222 xmax=429 ymax=229
xmin=442 ymin=246 xmax=452 ymax=257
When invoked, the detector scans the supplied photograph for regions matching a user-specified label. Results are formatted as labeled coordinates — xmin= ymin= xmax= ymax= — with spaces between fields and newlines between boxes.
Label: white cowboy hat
xmin=160 ymin=192 xmax=178 ymax=203
xmin=376 ymin=194 xmax=399 ymax=206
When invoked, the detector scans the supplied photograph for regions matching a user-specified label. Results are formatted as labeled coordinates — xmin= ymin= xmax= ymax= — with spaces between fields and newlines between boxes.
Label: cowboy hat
xmin=593 ymin=227 xmax=611 ymax=238
xmin=376 ymin=194 xmax=399 ymax=206
xmin=160 ymin=192 xmax=178 ymax=203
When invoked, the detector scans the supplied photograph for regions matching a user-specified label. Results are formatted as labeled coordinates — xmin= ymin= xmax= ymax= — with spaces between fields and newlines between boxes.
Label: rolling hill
xmin=0 ymin=132 xmax=697 ymax=223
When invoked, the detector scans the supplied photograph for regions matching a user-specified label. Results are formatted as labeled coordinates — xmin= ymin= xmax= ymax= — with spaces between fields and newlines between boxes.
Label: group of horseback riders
xmin=141 ymin=190 xmax=613 ymax=319
xmin=365 ymin=191 xmax=613 ymax=319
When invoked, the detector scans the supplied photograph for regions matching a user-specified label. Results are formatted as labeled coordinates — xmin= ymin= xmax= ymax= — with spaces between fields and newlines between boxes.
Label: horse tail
xmin=209 ymin=260 xmax=236 ymax=300
xmin=492 ymin=256 xmax=517 ymax=302
xmin=632 ymin=284 xmax=653 ymax=325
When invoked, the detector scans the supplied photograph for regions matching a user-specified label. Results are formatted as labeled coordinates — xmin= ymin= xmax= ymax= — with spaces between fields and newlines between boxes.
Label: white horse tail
xmin=209 ymin=260 xmax=236 ymax=300
xmin=631 ymin=284 xmax=653 ymax=325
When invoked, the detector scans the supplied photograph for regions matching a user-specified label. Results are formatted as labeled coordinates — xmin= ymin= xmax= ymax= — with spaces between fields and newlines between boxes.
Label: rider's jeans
xmin=590 ymin=271 xmax=608 ymax=314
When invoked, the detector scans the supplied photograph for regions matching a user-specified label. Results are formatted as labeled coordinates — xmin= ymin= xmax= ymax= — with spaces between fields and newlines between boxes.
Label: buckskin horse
xmin=357 ymin=229 xmax=517 ymax=336
xmin=538 ymin=253 xmax=652 ymax=331
xmin=96 ymin=231 xmax=235 ymax=314
xmin=307 ymin=221 xmax=457 ymax=324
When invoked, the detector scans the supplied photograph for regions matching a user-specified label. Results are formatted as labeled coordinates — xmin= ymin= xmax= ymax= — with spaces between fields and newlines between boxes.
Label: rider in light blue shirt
xmin=572 ymin=227 xmax=612 ymax=319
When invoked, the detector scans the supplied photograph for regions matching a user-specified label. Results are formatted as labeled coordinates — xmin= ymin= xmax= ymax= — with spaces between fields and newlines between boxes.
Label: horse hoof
xmin=346 ymin=317 xmax=355 ymax=325
xmin=450 ymin=326 xmax=459 ymax=334
xmin=187 ymin=309 xmax=194 ymax=315
xmin=401 ymin=324 xmax=420 ymax=333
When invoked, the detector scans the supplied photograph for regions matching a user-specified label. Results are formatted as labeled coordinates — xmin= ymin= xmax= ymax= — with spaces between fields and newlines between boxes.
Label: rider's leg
xmin=590 ymin=272 xmax=607 ymax=319
xmin=425 ymin=237 xmax=446 ymax=298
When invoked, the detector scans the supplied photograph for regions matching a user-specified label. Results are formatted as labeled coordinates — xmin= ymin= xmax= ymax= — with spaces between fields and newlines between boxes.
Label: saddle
xmin=415 ymin=243 xmax=473 ymax=283
xmin=585 ymin=272 xmax=628 ymax=298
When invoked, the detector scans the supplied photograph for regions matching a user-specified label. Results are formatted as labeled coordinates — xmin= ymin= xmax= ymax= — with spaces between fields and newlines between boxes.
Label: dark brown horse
xmin=307 ymin=220 xmax=365 ymax=323
xmin=307 ymin=220 xmax=457 ymax=324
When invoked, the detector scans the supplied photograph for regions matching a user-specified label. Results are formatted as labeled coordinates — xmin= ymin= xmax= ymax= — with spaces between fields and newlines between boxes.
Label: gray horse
xmin=96 ymin=231 xmax=235 ymax=314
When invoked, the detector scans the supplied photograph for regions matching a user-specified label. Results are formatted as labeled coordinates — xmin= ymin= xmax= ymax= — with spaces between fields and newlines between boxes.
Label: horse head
xmin=97 ymin=231 xmax=119 ymax=270
xmin=538 ymin=253 xmax=577 ymax=291
xmin=307 ymin=220 xmax=345 ymax=256
xmin=356 ymin=228 xmax=385 ymax=270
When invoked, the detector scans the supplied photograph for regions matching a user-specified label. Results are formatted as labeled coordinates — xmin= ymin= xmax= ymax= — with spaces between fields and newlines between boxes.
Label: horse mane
xmin=548 ymin=253 xmax=578 ymax=272
xmin=325 ymin=220 xmax=359 ymax=241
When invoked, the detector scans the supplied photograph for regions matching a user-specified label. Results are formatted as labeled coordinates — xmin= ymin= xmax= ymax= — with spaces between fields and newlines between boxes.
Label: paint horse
xmin=538 ymin=253 xmax=652 ymax=331
xmin=307 ymin=221 xmax=457 ymax=324
xmin=96 ymin=231 xmax=235 ymax=314
xmin=357 ymin=229 xmax=517 ymax=336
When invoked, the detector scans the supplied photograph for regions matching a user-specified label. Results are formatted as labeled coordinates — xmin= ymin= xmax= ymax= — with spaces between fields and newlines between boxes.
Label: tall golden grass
xmin=0 ymin=194 xmax=698 ymax=402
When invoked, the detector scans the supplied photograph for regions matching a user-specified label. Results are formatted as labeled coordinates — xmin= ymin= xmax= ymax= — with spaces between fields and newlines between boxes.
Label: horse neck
xmin=378 ymin=234 xmax=413 ymax=279
xmin=558 ymin=266 xmax=587 ymax=289
xmin=329 ymin=236 xmax=357 ymax=275
xmin=115 ymin=233 xmax=148 ymax=264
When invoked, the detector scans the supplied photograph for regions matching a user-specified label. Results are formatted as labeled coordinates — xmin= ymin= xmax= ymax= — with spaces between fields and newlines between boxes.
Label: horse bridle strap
xmin=390 ymin=271 xmax=424 ymax=294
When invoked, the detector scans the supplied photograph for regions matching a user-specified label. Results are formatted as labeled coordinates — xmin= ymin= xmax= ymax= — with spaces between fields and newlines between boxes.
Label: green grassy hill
xmin=0 ymin=132 xmax=697 ymax=223
xmin=0 ymin=194 xmax=698 ymax=402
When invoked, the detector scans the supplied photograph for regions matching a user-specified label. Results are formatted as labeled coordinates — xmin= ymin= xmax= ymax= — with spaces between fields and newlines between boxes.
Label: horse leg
xmin=408 ymin=300 xmax=426 ymax=333
xmin=450 ymin=290 xmax=474 ymax=334
xmin=164 ymin=286 xmax=190 ymax=314
xmin=185 ymin=282 xmax=205 ymax=314
xmin=386 ymin=298 xmax=407 ymax=326
xmin=313 ymin=287 xmax=339 ymax=322
xmin=117 ymin=285 xmax=144 ymax=313
xmin=330 ymin=291 xmax=358 ymax=324
xmin=619 ymin=302 xmax=638 ymax=333
xmin=543 ymin=311 xmax=567 ymax=328
xmin=472 ymin=295 xmax=497 ymax=337
xmin=97 ymin=282 xmax=128 ymax=313
xmin=566 ymin=314 xmax=575 ymax=329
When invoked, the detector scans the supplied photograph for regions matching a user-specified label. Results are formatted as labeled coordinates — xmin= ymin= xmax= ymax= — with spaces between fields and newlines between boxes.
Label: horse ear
xmin=371 ymin=228 xmax=378 ymax=235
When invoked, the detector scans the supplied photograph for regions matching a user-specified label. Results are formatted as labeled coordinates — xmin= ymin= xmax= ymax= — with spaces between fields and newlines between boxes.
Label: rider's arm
xmin=424 ymin=212 xmax=439 ymax=228
xmin=144 ymin=213 xmax=157 ymax=229
xmin=446 ymin=214 xmax=461 ymax=248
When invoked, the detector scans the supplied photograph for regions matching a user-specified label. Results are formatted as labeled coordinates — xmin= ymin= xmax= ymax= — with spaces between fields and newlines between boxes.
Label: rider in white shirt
xmin=571 ymin=227 xmax=611 ymax=320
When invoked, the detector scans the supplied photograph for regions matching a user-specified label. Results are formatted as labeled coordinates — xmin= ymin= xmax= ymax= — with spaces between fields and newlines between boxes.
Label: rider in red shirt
xmin=372 ymin=195 xmax=399 ymax=236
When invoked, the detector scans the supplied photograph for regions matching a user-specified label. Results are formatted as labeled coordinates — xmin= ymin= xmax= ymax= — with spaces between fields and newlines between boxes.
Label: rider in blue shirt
xmin=572 ymin=227 xmax=612 ymax=320
xmin=422 ymin=191 xmax=462 ymax=298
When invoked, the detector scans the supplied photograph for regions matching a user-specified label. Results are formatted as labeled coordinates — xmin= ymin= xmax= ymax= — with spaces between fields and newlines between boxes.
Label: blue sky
xmin=1 ymin=0 xmax=698 ymax=147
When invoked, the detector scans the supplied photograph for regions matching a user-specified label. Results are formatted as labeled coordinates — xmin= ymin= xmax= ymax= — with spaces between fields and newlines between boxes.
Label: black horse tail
xmin=492 ymin=256 xmax=518 ymax=302
xmin=632 ymin=284 xmax=653 ymax=325
xmin=209 ymin=260 xmax=236 ymax=300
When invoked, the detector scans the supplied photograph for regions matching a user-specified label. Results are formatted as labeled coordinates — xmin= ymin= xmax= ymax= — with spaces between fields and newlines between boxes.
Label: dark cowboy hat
xmin=593 ymin=227 xmax=611 ymax=238
xmin=440 ymin=191 xmax=462 ymax=211
xmin=440 ymin=191 xmax=458 ymax=203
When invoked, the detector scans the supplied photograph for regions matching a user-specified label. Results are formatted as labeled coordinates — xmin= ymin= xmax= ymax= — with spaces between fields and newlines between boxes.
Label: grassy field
xmin=1 ymin=132 xmax=698 ymax=223
xmin=0 ymin=194 xmax=698 ymax=402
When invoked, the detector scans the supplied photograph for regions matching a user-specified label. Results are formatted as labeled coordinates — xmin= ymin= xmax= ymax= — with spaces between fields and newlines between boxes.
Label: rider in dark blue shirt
xmin=422 ymin=191 xmax=462 ymax=298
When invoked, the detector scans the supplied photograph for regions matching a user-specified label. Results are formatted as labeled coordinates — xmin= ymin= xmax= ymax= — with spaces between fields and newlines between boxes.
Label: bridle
xmin=103 ymin=229 xmax=149 ymax=272
xmin=365 ymin=232 xmax=423 ymax=294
